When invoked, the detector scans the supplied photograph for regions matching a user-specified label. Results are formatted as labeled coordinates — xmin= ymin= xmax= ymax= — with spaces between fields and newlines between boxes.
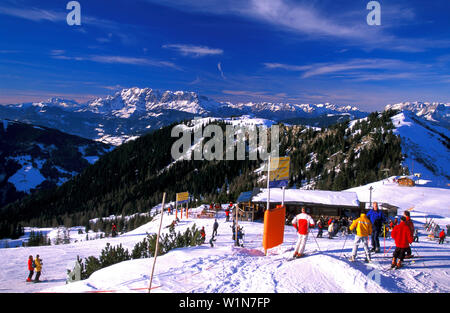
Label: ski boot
xmin=391 ymin=258 xmax=397 ymax=269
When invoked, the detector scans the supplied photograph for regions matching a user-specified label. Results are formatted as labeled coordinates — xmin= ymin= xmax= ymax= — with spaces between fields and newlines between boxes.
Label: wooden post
xmin=149 ymin=192 xmax=166 ymax=293
xmin=235 ymin=203 xmax=239 ymax=246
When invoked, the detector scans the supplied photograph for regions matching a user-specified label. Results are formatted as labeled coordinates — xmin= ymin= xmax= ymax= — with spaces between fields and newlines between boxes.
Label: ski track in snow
xmin=1 ymin=196 xmax=449 ymax=293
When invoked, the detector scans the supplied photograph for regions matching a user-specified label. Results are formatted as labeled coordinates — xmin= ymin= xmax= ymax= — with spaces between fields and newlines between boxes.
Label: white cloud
xmin=162 ymin=44 xmax=223 ymax=57
xmin=264 ymin=59 xmax=420 ymax=79
xmin=217 ymin=62 xmax=226 ymax=79
xmin=263 ymin=63 xmax=312 ymax=72
xmin=0 ymin=5 xmax=65 ymax=22
xmin=146 ymin=0 xmax=449 ymax=52
xmin=50 ymin=52 xmax=180 ymax=70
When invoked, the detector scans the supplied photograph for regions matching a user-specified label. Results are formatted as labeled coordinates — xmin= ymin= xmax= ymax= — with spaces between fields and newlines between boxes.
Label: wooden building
xmin=235 ymin=189 xmax=263 ymax=221
xmin=397 ymin=177 xmax=415 ymax=187
xmin=237 ymin=188 xmax=361 ymax=222
xmin=235 ymin=188 xmax=399 ymax=222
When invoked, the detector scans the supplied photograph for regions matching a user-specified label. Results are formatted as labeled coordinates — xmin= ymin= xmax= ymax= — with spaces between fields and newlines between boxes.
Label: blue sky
xmin=0 ymin=0 xmax=449 ymax=111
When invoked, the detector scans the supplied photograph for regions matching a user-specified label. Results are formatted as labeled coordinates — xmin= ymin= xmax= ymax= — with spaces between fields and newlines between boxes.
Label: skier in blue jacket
xmin=366 ymin=202 xmax=387 ymax=253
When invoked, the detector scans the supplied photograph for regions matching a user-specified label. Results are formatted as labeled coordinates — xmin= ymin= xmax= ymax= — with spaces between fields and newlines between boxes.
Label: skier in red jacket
xmin=225 ymin=207 xmax=230 ymax=222
xmin=26 ymin=255 xmax=34 ymax=282
xmin=291 ymin=207 xmax=315 ymax=258
xmin=439 ymin=230 xmax=446 ymax=244
xmin=390 ymin=216 xmax=413 ymax=269
xmin=403 ymin=211 xmax=415 ymax=258
xmin=200 ymin=227 xmax=206 ymax=243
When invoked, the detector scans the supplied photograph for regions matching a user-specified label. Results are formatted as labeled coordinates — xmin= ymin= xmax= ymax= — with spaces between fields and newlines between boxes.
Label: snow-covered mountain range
xmin=385 ymin=101 xmax=450 ymax=129
xmin=0 ymin=87 xmax=368 ymax=145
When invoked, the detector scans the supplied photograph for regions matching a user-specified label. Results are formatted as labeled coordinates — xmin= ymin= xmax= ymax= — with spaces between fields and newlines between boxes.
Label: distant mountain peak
xmin=1 ymin=86 xmax=369 ymax=145
xmin=385 ymin=101 xmax=450 ymax=128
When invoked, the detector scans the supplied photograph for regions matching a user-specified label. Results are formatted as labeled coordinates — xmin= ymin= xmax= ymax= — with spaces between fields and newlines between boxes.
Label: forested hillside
xmin=0 ymin=110 xmax=406 ymax=238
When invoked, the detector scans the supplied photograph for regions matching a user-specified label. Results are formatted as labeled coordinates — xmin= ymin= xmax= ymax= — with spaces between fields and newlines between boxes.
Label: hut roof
xmin=252 ymin=188 xmax=360 ymax=208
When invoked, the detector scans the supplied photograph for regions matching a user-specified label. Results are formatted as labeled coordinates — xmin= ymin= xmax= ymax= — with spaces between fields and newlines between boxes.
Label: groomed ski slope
xmin=0 ymin=182 xmax=449 ymax=293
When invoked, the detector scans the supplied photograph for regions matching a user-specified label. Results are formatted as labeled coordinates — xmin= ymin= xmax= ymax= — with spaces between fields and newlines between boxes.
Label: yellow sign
xmin=176 ymin=192 xmax=189 ymax=204
xmin=269 ymin=157 xmax=290 ymax=181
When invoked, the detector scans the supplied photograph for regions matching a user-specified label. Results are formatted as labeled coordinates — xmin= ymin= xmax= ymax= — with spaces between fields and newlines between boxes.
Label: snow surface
xmin=0 ymin=180 xmax=449 ymax=293
xmin=7 ymin=155 xmax=47 ymax=192
xmin=391 ymin=112 xmax=449 ymax=187
xmin=347 ymin=178 xmax=450 ymax=228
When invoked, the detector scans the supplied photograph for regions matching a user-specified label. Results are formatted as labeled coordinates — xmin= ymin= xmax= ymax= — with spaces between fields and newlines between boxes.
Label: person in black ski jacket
xmin=212 ymin=219 xmax=219 ymax=237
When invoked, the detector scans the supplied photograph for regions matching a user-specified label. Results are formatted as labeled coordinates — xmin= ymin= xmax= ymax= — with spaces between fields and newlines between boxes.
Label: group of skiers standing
xmin=291 ymin=202 xmax=419 ymax=269
xmin=27 ymin=255 xmax=42 ymax=283
xmin=316 ymin=216 xmax=351 ymax=239
xmin=345 ymin=202 xmax=416 ymax=268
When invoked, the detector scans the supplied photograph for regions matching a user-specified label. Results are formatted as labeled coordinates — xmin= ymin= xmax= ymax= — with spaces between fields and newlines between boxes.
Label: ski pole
xmin=339 ymin=234 xmax=349 ymax=258
xmin=384 ymin=243 xmax=394 ymax=256
xmin=410 ymin=243 xmax=426 ymax=267
xmin=311 ymin=230 xmax=321 ymax=252
xmin=411 ymin=243 xmax=420 ymax=258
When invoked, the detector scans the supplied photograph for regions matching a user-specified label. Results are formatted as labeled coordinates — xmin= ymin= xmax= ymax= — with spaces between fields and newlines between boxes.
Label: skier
xmin=317 ymin=218 xmax=324 ymax=238
xmin=389 ymin=220 xmax=394 ymax=230
xmin=34 ymin=254 xmax=42 ymax=282
xmin=236 ymin=226 xmax=244 ymax=247
xmin=348 ymin=211 xmax=372 ymax=262
xmin=212 ymin=219 xmax=219 ymax=237
xmin=111 ymin=223 xmax=117 ymax=237
xmin=209 ymin=234 xmax=216 ymax=247
xmin=382 ymin=224 xmax=390 ymax=239
xmin=366 ymin=202 xmax=387 ymax=253
xmin=413 ymin=229 xmax=419 ymax=242
xmin=200 ymin=227 xmax=206 ymax=243
xmin=225 ymin=206 xmax=230 ymax=222
xmin=26 ymin=255 xmax=34 ymax=282
xmin=403 ymin=211 xmax=415 ymax=258
xmin=390 ymin=216 xmax=413 ymax=269
xmin=328 ymin=219 xmax=335 ymax=239
xmin=439 ymin=229 xmax=446 ymax=244
xmin=291 ymin=207 xmax=315 ymax=258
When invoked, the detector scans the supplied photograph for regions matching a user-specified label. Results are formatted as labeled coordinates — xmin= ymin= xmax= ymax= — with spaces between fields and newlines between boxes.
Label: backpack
xmin=32 ymin=260 xmax=36 ymax=268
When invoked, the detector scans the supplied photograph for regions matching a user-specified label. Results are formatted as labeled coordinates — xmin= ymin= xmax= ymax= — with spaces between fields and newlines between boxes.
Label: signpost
xmin=264 ymin=156 xmax=290 ymax=255
xmin=176 ymin=192 xmax=189 ymax=219
xmin=149 ymin=192 xmax=166 ymax=293
xmin=268 ymin=156 xmax=290 ymax=207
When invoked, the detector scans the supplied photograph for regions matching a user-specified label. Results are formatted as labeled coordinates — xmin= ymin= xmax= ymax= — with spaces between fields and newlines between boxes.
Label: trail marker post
xmin=149 ymin=192 xmax=166 ymax=293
